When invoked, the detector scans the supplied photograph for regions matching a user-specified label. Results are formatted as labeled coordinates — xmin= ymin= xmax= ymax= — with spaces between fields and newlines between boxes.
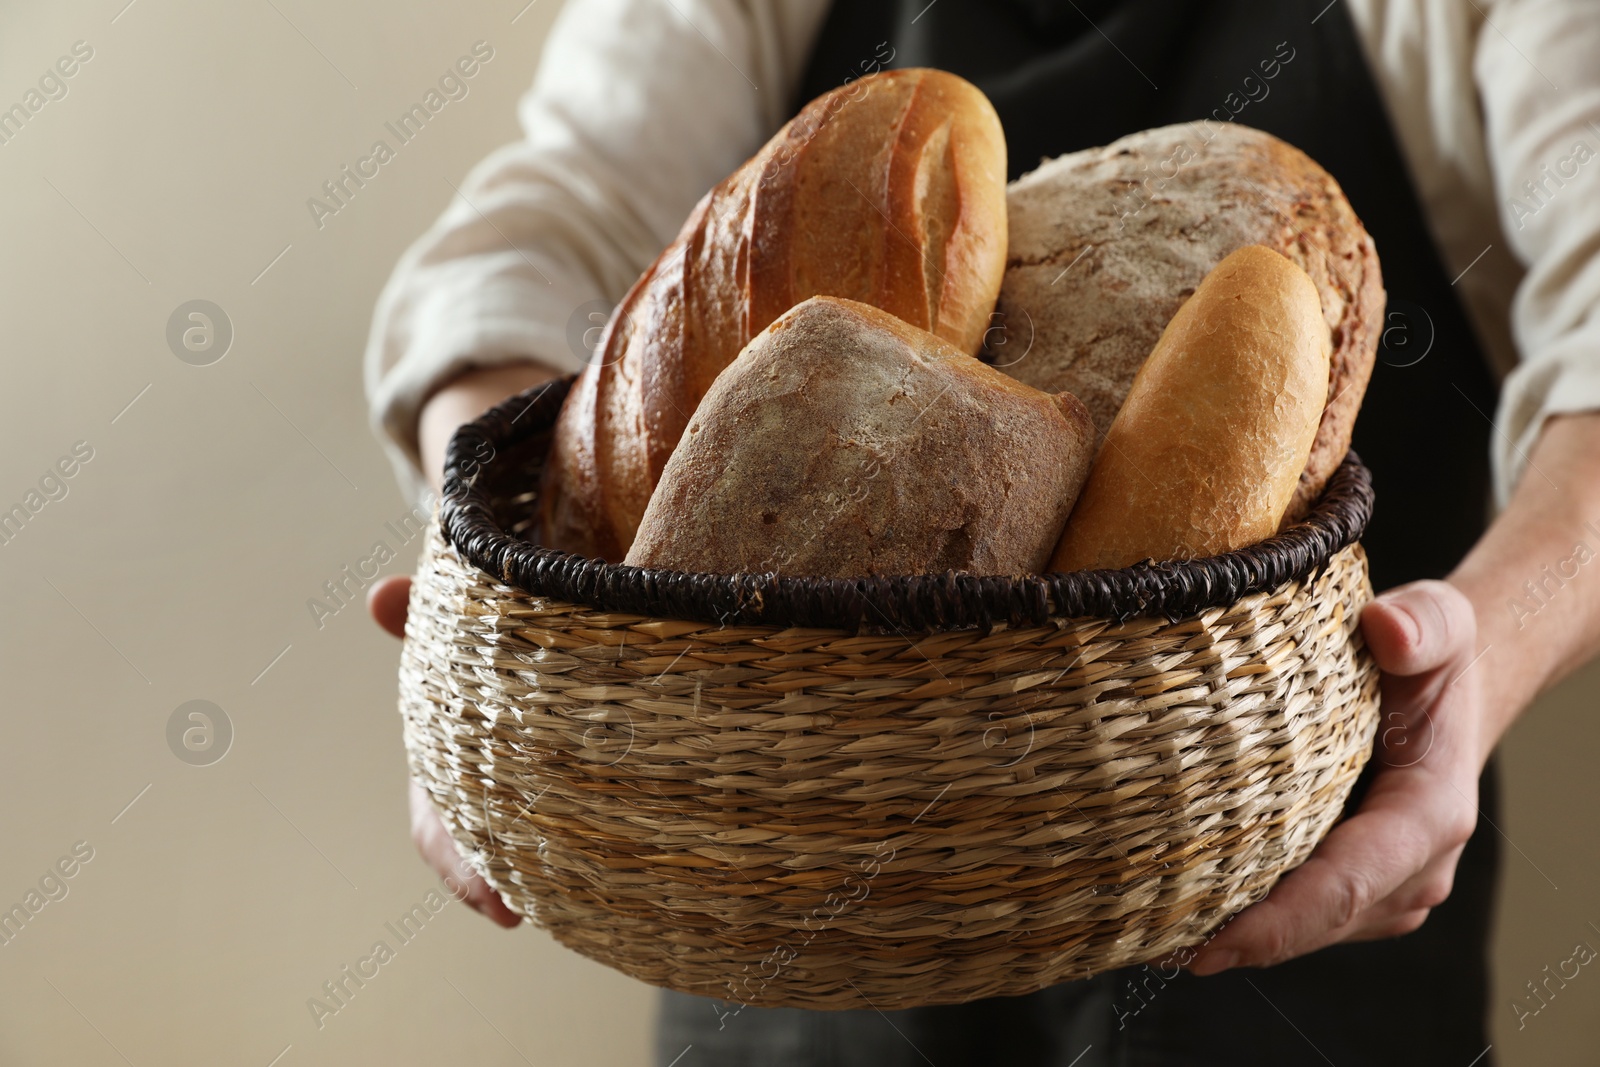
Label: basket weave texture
xmin=399 ymin=378 xmax=1382 ymax=1010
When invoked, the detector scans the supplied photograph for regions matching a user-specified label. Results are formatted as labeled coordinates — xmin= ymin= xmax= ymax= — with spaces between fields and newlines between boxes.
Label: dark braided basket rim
xmin=439 ymin=375 xmax=1374 ymax=633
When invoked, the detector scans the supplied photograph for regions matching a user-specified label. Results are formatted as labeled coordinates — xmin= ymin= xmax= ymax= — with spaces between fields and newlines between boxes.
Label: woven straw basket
xmin=399 ymin=377 xmax=1382 ymax=1011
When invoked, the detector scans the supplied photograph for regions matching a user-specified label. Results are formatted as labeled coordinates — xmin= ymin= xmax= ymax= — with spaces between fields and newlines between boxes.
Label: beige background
xmin=0 ymin=1 xmax=1593 ymax=1064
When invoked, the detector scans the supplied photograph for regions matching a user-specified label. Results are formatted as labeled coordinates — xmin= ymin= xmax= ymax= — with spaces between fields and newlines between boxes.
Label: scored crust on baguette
xmin=625 ymin=296 xmax=1096 ymax=579
xmin=1049 ymin=246 xmax=1331 ymax=573
xmin=991 ymin=122 xmax=1382 ymax=522
xmin=542 ymin=68 xmax=1009 ymax=562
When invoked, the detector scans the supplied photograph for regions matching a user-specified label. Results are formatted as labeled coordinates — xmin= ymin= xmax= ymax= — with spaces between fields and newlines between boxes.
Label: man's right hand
xmin=369 ymin=574 xmax=524 ymax=928
xmin=376 ymin=358 xmax=564 ymax=928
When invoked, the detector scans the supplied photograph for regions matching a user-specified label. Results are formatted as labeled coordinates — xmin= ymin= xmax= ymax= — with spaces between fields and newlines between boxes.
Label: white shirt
xmin=364 ymin=0 xmax=1600 ymax=512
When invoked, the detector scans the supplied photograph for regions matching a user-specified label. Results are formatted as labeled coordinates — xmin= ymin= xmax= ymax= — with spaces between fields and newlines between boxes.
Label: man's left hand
xmin=1187 ymin=579 xmax=1487 ymax=975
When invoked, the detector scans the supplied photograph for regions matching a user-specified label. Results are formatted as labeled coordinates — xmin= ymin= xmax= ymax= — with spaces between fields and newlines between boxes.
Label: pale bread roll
xmin=626 ymin=297 xmax=1095 ymax=579
xmin=1050 ymin=245 xmax=1331 ymax=572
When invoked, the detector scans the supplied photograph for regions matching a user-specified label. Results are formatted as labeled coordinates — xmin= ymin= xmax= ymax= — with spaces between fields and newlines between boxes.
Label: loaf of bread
xmin=1050 ymin=246 xmax=1331 ymax=572
xmin=542 ymin=68 xmax=1009 ymax=562
xmin=991 ymin=123 xmax=1381 ymax=521
xmin=625 ymin=297 xmax=1096 ymax=579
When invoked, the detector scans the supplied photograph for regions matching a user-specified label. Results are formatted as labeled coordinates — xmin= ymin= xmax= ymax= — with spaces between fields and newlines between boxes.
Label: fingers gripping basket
xmin=399 ymin=377 xmax=1382 ymax=1011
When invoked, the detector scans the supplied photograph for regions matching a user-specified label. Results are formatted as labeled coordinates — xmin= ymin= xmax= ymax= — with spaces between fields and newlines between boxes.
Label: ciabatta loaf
xmin=992 ymin=123 xmax=1381 ymax=521
xmin=626 ymin=297 xmax=1095 ymax=579
xmin=543 ymin=69 xmax=1009 ymax=561
xmin=1050 ymin=246 xmax=1331 ymax=572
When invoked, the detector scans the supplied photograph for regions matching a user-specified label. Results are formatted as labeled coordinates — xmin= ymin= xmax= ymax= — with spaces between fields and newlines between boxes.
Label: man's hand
xmin=377 ymin=359 xmax=564 ymax=929
xmin=369 ymin=574 xmax=524 ymax=927
xmin=1187 ymin=579 xmax=1486 ymax=974
xmin=1186 ymin=412 xmax=1600 ymax=973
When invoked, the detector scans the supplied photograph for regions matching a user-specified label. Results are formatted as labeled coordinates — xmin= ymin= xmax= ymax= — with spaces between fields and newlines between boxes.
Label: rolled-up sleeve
xmin=363 ymin=0 xmax=829 ymax=501
xmin=1476 ymin=0 xmax=1600 ymax=506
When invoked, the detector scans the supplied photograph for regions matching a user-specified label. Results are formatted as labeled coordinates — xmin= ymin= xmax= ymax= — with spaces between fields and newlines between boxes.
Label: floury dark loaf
xmin=990 ymin=123 xmax=1383 ymax=522
xmin=624 ymin=297 xmax=1096 ymax=579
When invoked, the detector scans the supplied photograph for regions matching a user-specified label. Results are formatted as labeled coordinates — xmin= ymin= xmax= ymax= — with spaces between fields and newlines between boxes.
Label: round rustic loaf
xmin=991 ymin=122 xmax=1383 ymax=521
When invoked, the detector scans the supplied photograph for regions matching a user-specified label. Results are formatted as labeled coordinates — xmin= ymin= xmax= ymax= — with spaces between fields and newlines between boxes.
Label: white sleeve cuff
xmin=365 ymin=264 xmax=590 ymax=506
xmin=1493 ymin=324 xmax=1600 ymax=507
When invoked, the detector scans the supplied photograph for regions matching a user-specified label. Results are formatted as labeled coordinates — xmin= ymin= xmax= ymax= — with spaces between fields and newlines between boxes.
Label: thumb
xmin=1360 ymin=579 xmax=1476 ymax=677
xmin=367 ymin=575 xmax=412 ymax=640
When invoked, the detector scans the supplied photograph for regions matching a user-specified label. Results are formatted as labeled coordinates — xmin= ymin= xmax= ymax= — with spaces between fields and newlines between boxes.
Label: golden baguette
xmin=1050 ymin=245 xmax=1331 ymax=572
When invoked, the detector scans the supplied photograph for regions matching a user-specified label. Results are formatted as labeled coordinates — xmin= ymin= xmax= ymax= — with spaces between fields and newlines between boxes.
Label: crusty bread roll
xmin=543 ymin=69 xmax=1009 ymax=562
xmin=991 ymin=123 xmax=1381 ymax=521
xmin=1050 ymin=246 xmax=1331 ymax=572
xmin=625 ymin=297 xmax=1096 ymax=579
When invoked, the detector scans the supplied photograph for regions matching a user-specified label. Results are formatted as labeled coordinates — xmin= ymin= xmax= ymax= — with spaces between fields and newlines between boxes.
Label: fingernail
xmin=1189 ymin=950 xmax=1239 ymax=976
xmin=1374 ymin=594 xmax=1419 ymax=646
xmin=1396 ymin=607 xmax=1420 ymax=647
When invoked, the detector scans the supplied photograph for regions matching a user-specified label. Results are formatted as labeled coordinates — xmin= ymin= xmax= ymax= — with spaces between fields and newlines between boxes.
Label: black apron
xmin=659 ymin=3 xmax=1504 ymax=1063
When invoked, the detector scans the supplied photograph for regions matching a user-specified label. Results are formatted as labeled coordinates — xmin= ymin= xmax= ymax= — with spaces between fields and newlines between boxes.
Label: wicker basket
xmin=399 ymin=376 xmax=1381 ymax=1010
